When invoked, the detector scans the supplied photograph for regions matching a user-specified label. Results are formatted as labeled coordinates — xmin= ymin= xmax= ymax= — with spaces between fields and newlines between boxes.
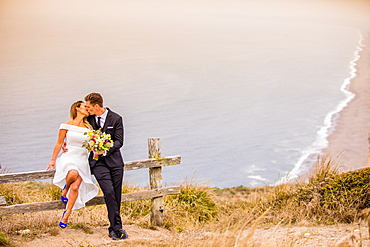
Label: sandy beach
xmin=321 ymin=31 xmax=370 ymax=172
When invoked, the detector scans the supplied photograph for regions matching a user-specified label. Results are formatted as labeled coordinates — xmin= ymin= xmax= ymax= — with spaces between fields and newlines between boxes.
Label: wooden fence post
xmin=148 ymin=138 xmax=164 ymax=226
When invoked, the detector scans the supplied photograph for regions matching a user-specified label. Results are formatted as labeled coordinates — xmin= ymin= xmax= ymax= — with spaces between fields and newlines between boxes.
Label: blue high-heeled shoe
xmin=60 ymin=185 xmax=68 ymax=203
xmin=59 ymin=211 xmax=67 ymax=228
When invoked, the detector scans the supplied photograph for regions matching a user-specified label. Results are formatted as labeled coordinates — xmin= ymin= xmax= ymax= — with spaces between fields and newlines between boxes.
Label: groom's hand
xmin=61 ymin=142 xmax=68 ymax=153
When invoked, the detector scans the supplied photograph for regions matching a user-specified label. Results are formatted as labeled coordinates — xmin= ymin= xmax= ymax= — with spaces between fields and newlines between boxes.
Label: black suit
xmin=87 ymin=108 xmax=124 ymax=233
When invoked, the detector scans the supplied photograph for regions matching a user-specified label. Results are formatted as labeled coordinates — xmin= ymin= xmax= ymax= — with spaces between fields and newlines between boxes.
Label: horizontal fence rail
xmin=0 ymin=156 xmax=181 ymax=184
xmin=0 ymin=187 xmax=180 ymax=217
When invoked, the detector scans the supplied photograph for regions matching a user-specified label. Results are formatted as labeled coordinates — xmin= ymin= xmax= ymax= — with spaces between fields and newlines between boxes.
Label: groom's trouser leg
xmin=92 ymin=163 xmax=124 ymax=232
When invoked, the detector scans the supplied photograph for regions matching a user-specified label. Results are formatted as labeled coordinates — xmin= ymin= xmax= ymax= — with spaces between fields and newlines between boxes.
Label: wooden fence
xmin=0 ymin=138 xmax=181 ymax=226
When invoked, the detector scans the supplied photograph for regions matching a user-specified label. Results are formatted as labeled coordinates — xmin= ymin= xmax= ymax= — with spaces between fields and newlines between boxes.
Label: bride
xmin=46 ymin=100 xmax=98 ymax=228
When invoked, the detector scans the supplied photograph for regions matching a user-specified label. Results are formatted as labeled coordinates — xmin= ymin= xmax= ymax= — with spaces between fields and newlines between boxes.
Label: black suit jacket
xmin=87 ymin=108 xmax=124 ymax=168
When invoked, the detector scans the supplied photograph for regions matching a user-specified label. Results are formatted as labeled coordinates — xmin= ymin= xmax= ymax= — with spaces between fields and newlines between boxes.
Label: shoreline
xmin=314 ymin=31 xmax=370 ymax=174
xmin=321 ymin=31 xmax=370 ymax=171
xmin=280 ymin=30 xmax=370 ymax=184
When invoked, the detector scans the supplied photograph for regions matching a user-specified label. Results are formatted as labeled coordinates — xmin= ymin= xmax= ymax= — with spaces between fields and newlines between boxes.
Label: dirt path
xmin=8 ymin=223 xmax=370 ymax=247
xmin=11 ymin=225 xmax=174 ymax=247
xmin=249 ymin=224 xmax=368 ymax=246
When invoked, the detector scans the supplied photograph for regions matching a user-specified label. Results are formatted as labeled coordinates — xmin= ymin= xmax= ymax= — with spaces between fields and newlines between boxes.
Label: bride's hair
xmin=70 ymin=101 xmax=93 ymax=129
xmin=83 ymin=118 xmax=93 ymax=130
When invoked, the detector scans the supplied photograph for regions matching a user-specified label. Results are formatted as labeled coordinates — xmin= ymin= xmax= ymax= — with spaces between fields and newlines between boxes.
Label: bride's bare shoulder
xmin=64 ymin=120 xmax=73 ymax=125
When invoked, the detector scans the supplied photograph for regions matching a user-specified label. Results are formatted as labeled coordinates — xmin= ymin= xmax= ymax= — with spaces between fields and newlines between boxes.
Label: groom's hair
xmin=85 ymin=92 xmax=104 ymax=107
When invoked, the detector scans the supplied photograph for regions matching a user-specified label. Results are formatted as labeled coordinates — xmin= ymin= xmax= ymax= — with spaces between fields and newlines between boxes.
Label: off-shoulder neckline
xmin=61 ymin=123 xmax=89 ymax=129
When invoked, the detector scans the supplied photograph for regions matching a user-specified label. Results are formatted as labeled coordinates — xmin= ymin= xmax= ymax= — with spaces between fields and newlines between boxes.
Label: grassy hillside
xmin=1 ymin=154 xmax=370 ymax=246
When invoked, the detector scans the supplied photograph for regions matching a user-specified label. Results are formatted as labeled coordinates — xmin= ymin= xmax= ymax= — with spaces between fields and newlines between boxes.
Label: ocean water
xmin=0 ymin=0 xmax=368 ymax=188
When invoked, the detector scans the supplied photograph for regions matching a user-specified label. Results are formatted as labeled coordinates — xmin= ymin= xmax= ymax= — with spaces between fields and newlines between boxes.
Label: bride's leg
xmin=61 ymin=170 xmax=82 ymax=224
xmin=62 ymin=169 xmax=78 ymax=198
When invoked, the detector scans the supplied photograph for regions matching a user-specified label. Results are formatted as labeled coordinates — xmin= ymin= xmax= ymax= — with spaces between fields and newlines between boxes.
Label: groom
xmin=84 ymin=92 xmax=128 ymax=240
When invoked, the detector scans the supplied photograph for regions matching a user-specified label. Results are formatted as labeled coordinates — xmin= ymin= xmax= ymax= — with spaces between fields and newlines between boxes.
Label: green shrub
xmin=320 ymin=168 xmax=370 ymax=208
xmin=0 ymin=185 xmax=23 ymax=205
xmin=167 ymin=184 xmax=218 ymax=223
xmin=252 ymin=155 xmax=370 ymax=224
xmin=297 ymin=167 xmax=370 ymax=208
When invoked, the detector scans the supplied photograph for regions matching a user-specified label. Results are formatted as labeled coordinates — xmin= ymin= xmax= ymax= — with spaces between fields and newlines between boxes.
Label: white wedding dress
xmin=53 ymin=123 xmax=98 ymax=210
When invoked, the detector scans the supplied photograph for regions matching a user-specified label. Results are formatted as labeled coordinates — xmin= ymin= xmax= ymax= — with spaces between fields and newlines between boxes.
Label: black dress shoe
xmin=108 ymin=230 xmax=121 ymax=240
xmin=116 ymin=229 xmax=129 ymax=239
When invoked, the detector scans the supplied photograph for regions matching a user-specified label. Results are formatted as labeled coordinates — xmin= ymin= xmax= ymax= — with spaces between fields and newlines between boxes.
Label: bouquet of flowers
xmin=82 ymin=129 xmax=114 ymax=160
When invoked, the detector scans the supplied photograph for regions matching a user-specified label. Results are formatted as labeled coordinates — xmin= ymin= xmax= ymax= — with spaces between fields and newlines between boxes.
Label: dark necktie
xmin=97 ymin=117 xmax=102 ymax=129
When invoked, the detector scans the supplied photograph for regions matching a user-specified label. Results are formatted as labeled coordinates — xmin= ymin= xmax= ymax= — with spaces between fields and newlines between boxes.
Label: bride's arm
xmin=46 ymin=129 xmax=67 ymax=170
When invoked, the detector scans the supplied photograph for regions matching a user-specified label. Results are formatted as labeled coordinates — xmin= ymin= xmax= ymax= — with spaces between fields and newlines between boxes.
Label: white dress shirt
xmin=95 ymin=108 xmax=109 ymax=156
xmin=96 ymin=108 xmax=108 ymax=128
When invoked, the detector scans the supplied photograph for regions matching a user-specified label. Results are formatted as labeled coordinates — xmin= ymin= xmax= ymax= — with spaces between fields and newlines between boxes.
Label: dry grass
xmin=1 ymin=155 xmax=370 ymax=246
